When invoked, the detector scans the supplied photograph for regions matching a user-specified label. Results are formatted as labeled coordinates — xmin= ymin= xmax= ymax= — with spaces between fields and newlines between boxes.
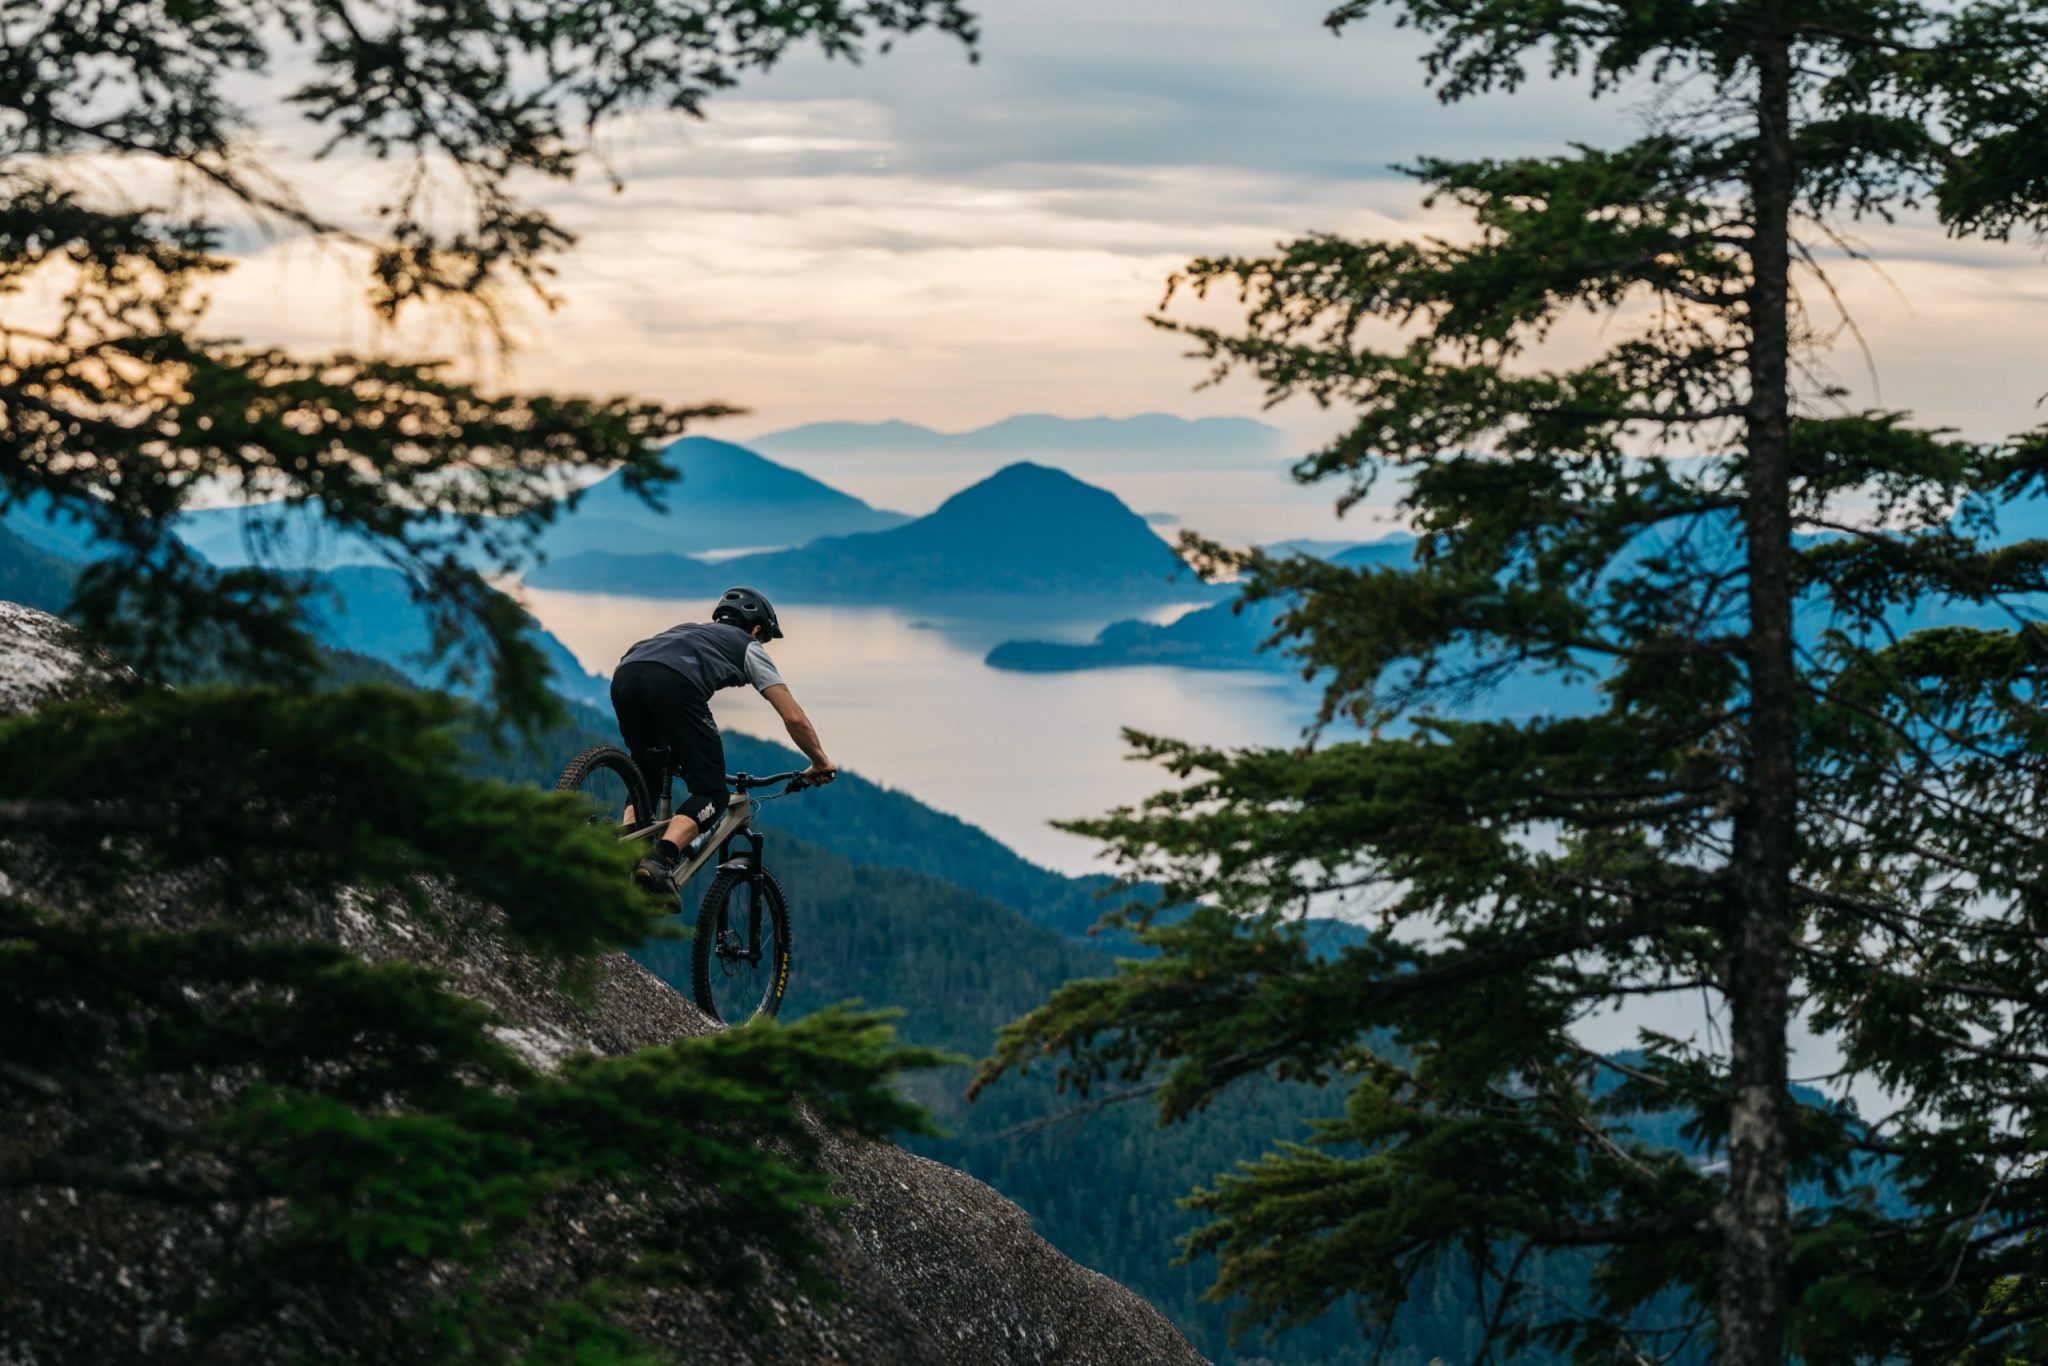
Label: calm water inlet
xmin=520 ymin=589 xmax=1316 ymax=873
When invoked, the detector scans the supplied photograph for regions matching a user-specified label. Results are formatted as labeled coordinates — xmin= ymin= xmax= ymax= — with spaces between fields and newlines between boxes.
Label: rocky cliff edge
xmin=0 ymin=602 xmax=1207 ymax=1366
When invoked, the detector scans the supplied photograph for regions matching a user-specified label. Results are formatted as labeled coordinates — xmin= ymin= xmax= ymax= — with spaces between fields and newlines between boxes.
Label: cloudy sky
xmin=203 ymin=0 xmax=2048 ymax=531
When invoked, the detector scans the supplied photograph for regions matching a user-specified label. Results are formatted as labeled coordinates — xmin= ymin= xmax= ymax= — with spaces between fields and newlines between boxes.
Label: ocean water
xmin=519 ymin=588 xmax=1318 ymax=873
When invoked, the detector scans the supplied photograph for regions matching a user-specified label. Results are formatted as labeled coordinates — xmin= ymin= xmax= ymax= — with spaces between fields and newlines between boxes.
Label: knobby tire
xmin=555 ymin=745 xmax=652 ymax=832
xmin=692 ymin=867 xmax=791 ymax=1024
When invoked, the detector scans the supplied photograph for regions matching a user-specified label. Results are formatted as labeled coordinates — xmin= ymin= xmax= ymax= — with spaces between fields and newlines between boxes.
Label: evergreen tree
xmin=0 ymin=0 xmax=973 ymax=710
xmin=981 ymin=3 xmax=2048 ymax=1361
xmin=1 ymin=3 xmax=971 ymax=1358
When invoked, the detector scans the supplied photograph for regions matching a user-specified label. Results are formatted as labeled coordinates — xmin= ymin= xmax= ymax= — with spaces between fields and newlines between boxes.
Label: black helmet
xmin=712 ymin=586 xmax=782 ymax=641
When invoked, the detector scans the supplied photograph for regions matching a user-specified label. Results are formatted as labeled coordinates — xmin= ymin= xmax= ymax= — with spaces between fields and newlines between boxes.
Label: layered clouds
xmin=187 ymin=0 xmax=2048 ymax=533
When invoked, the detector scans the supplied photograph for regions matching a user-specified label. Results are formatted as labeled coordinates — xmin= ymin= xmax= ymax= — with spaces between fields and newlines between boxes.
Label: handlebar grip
xmin=727 ymin=769 xmax=810 ymax=792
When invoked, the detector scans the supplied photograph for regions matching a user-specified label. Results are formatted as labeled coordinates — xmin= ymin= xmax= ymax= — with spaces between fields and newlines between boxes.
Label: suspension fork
xmin=742 ymin=830 xmax=766 ymax=953
xmin=715 ymin=827 xmax=769 ymax=961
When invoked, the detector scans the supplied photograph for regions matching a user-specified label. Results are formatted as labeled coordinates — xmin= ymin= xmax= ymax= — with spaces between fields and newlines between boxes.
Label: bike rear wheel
xmin=555 ymin=746 xmax=652 ymax=834
xmin=692 ymin=868 xmax=791 ymax=1024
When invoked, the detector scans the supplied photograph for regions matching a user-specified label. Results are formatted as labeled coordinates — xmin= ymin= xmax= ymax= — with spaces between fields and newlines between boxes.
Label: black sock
xmin=656 ymin=839 xmax=681 ymax=864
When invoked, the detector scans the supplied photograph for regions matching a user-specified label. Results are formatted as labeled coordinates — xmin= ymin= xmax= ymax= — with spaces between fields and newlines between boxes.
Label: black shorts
xmin=610 ymin=661 xmax=729 ymax=830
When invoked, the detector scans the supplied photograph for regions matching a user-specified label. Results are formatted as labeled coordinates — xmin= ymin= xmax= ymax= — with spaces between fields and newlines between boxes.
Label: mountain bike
xmin=555 ymin=744 xmax=810 ymax=1024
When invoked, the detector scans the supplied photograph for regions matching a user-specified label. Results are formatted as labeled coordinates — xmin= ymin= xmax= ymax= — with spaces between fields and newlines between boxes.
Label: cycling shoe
xmin=632 ymin=854 xmax=677 ymax=896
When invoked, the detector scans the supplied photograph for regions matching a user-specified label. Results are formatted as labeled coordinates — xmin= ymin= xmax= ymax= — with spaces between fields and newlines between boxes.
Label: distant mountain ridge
xmin=2 ymin=491 xmax=129 ymax=571
xmin=528 ymin=461 xmax=1225 ymax=608
xmin=533 ymin=436 xmax=907 ymax=557
xmin=752 ymin=413 xmax=1286 ymax=470
xmin=0 ymin=522 xmax=78 ymax=617
xmin=169 ymin=437 xmax=907 ymax=571
xmin=0 ymin=504 xmax=609 ymax=706
xmin=307 ymin=565 xmax=609 ymax=707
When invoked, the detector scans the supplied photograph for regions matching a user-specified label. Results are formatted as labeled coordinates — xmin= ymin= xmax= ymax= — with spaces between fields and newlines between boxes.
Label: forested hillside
xmin=305 ymin=565 xmax=611 ymax=707
xmin=165 ymin=437 xmax=908 ymax=569
xmin=0 ymin=524 xmax=74 ymax=616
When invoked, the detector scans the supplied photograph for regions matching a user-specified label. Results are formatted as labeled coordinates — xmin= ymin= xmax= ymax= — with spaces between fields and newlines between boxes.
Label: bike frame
xmin=570 ymin=742 xmax=802 ymax=1012
xmin=632 ymin=752 xmax=787 ymax=891
xmin=675 ymin=796 xmax=759 ymax=885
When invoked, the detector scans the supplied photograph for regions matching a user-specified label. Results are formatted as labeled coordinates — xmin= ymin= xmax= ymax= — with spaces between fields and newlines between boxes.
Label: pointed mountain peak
xmin=928 ymin=462 xmax=1134 ymax=521
xmin=575 ymin=436 xmax=896 ymax=514
xmin=979 ymin=460 xmax=1086 ymax=487
xmin=647 ymin=435 xmax=803 ymax=481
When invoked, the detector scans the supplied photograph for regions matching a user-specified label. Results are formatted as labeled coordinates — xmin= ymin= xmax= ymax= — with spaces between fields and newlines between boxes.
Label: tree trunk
xmin=1721 ymin=6 xmax=1796 ymax=1363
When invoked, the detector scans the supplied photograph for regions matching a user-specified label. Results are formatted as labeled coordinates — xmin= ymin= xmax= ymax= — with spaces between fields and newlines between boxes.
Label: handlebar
xmin=727 ymin=769 xmax=810 ymax=793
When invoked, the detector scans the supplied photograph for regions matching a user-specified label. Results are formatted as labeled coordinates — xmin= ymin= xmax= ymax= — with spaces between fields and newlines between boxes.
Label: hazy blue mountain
xmin=0 ymin=506 xmax=608 ymax=706
xmin=2 ymin=491 xmax=123 ymax=562
xmin=1259 ymin=535 xmax=1402 ymax=559
xmin=534 ymin=435 xmax=907 ymax=557
xmin=754 ymin=418 xmax=956 ymax=453
xmin=306 ymin=565 xmax=608 ymax=706
xmin=0 ymin=522 xmax=79 ymax=615
xmin=529 ymin=461 xmax=1226 ymax=608
xmin=752 ymin=412 xmax=1287 ymax=470
xmin=172 ymin=500 xmax=397 ymax=571
xmin=170 ymin=437 xmax=906 ymax=571
xmin=1324 ymin=537 xmax=1418 ymax=569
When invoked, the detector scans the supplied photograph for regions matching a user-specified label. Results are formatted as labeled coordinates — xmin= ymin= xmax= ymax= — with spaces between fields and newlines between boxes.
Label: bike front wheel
xmin=692 ymin=868 xmax=791 ymax=1024
xmin=555 ymin=745 xmax=652 ymax=835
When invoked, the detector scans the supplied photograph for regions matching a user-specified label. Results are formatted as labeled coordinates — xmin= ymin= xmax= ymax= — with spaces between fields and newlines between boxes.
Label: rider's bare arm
xmin=760 ymin=683 xmax=836 ymax=784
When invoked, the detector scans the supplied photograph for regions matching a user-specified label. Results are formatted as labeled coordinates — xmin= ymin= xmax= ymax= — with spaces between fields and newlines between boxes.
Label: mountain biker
xmin=611 ymin=586 xmax=837 ymax=893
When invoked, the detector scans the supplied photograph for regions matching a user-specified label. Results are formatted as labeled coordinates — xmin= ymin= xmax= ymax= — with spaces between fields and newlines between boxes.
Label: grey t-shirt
xmin=742 ymin=640 xmax=784 ymax=692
